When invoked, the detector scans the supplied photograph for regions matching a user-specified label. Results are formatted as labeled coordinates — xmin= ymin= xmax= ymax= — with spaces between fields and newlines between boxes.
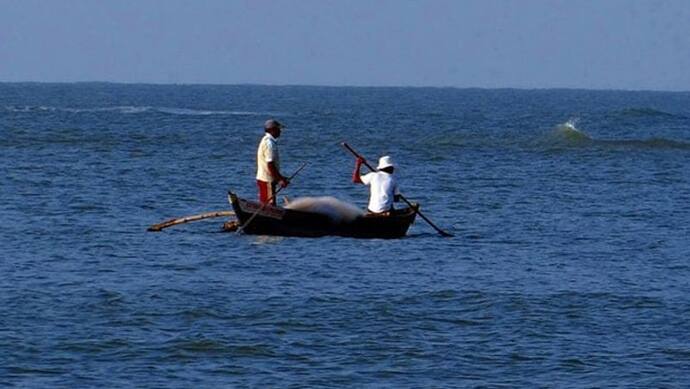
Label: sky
xmin=1 ymin=0 xmax=689 ymax=90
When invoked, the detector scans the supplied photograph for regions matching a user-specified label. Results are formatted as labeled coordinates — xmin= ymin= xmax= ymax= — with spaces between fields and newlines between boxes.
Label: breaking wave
xmin=602 ymin=138 xmax=690 ymax=150
xmin=285 ymin=197 xmax=364 ymax=223
xmin=538 ymin=119 xmax=690 ymax=150
xmin=543 ymin=119 xmax=593 ymax=146
xmin=2 ymin=105 xmax=264 ymax=116
xmin=613 ymin=107 xmax=681 ymax=118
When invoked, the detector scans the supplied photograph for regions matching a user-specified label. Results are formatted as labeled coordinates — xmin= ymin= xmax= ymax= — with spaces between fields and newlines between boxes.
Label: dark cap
xmin=264 ymin=119 xmax=285 ymax=130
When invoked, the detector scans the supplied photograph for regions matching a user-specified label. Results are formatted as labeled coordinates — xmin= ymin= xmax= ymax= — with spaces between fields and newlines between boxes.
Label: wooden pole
xmin=342 ymin=142 xmax=454 ymax=237
xmin=148 ymin=210 xmax=235 ymax=232
xmin=238 ymin=162 xmax=307 ymax=233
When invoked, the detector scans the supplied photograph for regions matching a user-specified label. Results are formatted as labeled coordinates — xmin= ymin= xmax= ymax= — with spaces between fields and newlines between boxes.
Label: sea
xmin=1 ymin=83 xmax=689 ymax=388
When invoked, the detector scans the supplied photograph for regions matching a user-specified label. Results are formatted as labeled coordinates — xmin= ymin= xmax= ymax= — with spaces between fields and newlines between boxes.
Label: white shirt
xmin=361 ymin=171 xmax=399 ymax=213
xmin=256 ymin=133 xmax=279 ymax=182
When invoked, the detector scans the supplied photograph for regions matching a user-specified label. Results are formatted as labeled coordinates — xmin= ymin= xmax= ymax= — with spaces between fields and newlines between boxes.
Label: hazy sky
xmin=1 ymin=0 xmax=689 ymax=90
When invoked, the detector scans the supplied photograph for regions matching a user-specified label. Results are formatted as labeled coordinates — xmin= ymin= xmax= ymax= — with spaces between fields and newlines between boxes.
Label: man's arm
xmin=268 ymin=161 xmax=289 ymax=188
xmin=264 ymin=139 xmax=288 ymax=188
xmin=352 ymin=157 xmax=364 ymax=184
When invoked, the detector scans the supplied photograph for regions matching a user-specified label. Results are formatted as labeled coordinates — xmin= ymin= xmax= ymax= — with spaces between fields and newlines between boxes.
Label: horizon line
xmin=0 ymin=80 xmax=688 ymax=94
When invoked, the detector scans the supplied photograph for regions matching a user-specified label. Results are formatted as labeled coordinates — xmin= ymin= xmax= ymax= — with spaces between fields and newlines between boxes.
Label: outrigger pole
xmin=342 ymin=142 xmax=454 ymax=238
xmin=147 ymin=210 xmax=235 ymax=232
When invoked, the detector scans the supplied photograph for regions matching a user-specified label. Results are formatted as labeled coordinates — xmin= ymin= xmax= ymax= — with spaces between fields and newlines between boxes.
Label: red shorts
xmin=257 ymin=180 xmax=277 ymax=205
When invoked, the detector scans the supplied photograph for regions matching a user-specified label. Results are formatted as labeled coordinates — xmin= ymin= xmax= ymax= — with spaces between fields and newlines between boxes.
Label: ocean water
xmin=1 ymin=83 xmax=689 ymax=387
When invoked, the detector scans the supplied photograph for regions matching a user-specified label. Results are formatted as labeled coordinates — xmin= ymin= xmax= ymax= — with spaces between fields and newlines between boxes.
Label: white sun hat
xmin=377 ymin=155 xmax=395 ymax=170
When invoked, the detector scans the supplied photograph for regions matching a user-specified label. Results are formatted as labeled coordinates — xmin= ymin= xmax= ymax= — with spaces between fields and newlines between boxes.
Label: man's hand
xmin=356 ymin=157 xmax=365 ymax=166
xmin=279 ymin=176 xmax=290 ymax=188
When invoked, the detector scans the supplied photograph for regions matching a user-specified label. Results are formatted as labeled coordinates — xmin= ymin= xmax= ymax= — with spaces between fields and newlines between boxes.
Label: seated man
xmin=352 ymin=155 xmax=401 ymax=215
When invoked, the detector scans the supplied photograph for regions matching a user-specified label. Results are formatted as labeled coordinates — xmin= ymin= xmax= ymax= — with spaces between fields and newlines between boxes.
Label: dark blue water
xmin=1 ymin=83 xmax=689 ymax=387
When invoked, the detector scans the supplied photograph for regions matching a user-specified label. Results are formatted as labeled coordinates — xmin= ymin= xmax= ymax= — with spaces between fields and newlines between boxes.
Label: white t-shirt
xmin=361 ymin=171 xmax=399 ymax=213
xmin=256 ymin=133 xmax=280 ymax=182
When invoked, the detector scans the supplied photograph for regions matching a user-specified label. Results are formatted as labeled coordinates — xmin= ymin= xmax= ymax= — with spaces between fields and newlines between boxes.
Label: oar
xmin=238 ymin=162 xmax=307 ymax=233
xmin=342 ymin=142 xmax=454 ymax=237
xmin=148 ymin=210 xmax=235 ymax=232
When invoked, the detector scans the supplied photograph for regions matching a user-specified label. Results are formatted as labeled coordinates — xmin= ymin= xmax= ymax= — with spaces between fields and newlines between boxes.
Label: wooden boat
xmin=226 ymin=192 xmax=417 ymax=238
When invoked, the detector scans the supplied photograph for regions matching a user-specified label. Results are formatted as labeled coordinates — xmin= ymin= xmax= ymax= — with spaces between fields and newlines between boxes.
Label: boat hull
xmin=227 ymin=193 xmax=416 ymax=239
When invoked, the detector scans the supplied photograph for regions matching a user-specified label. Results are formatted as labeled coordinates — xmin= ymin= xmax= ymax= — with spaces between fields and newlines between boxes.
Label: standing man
xmin=256 ymin=119 xmax=289 ymax=205
xmin=352 ymin=155 xmax=400 ymax=214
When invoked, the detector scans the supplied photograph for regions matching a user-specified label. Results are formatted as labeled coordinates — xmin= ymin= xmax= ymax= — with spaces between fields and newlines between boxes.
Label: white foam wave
xmin=64 ymin=106 xmax=153 ymax=114
xmin=3 ymin=105 xmax=263 ymax=116
xmin=285 ymin=197 xmax=364 ymax=223
xmin=156 ymin=107 xmax=258 ymax=116
xmin=562 ymin=118 xmax=579 ymax=130
xmin=553 ymin=118 xmax=592 ymax=142
xmin=4 ymin=105 xmax=58 ymax=112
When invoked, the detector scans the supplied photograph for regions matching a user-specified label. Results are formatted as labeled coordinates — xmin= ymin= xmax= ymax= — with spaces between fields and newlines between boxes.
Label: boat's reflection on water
xmin=251 ymin=235 xmax=286 ymax=245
